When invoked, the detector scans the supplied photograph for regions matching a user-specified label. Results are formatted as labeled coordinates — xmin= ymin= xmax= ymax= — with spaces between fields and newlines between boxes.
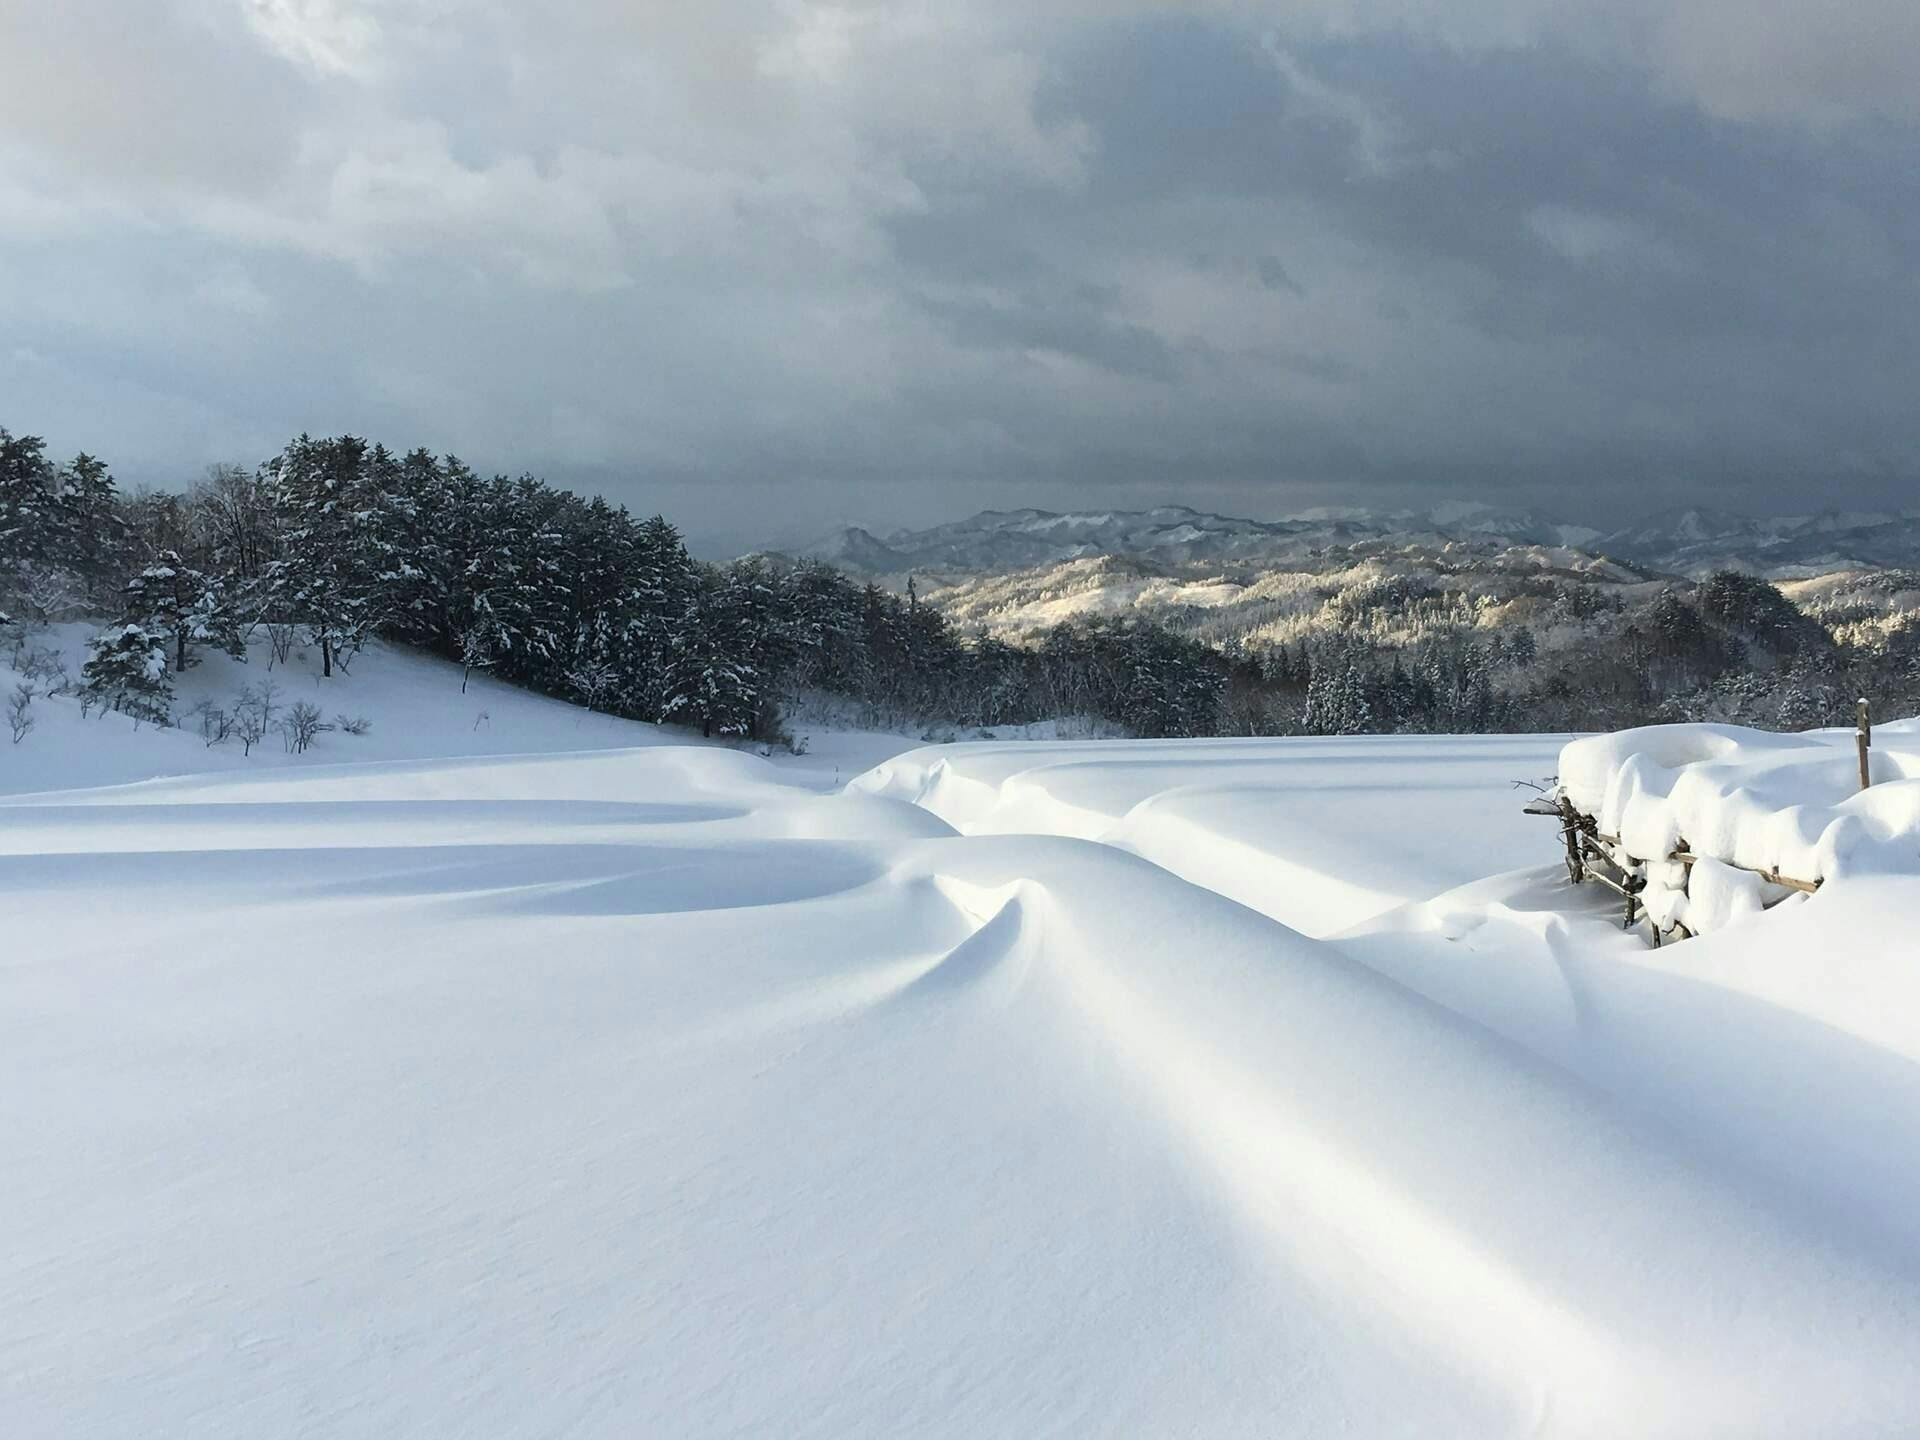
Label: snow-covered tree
xmin=122 ymin=551 xmax=245 ymax=673
xmin=80 ymin=623 xmax=173 ymax=724
xmin=662 ymin=577 xmax=759 ymax=738
xmin=266 ymin=435 xmax=379 ymax=677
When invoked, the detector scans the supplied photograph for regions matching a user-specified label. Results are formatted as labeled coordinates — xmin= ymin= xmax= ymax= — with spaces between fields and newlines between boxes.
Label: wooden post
xmin=1857 ymin=698 xmax=1872 ymax=792
xmin=1560 ymin=800 xmax=1585 ymax=883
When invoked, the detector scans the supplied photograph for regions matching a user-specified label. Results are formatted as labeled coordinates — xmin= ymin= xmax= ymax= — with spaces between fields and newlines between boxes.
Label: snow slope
xmin=0 ymin=626 xmax=690 ymax=797
xmin=853 ymin=733 xmax=1570 ymax=933
xmin=8 ymin=710 xmax=1920 ymax=1435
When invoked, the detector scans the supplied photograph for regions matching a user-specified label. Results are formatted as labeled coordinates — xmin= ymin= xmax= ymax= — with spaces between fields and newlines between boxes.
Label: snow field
xmin=9 ymin=660 xmax=1920 ymax=1434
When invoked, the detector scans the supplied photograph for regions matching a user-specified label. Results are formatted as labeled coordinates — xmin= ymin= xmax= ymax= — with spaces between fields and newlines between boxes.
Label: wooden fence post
xmin=1858 ymin=698 xmax=1872 ymax=792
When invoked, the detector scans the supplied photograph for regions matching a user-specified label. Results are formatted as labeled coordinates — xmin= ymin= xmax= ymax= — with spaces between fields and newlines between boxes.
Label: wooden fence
xmin=1528 ymin=702 xmax=1868 ymax=945
xmin=1525 ymin=795 xmax=1820 ymax=945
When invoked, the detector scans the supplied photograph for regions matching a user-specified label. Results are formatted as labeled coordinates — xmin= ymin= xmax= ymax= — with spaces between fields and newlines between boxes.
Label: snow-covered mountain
xmin=791 ymin=503 xmax=1603 ymax=577
xmin=1601 ymin=506 xmax=1920 ymax=577
xmin=788 ymin=502 xmax=1920 ymax=580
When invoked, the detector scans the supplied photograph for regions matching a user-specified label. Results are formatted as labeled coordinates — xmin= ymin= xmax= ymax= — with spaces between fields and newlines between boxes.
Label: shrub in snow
xmin=11 ymin=643 xmax=70 ymax=694
xmin=232 ymin=703 xmax=266 ymax=757
xmin=264 ymin=622 xmax=298 ymax=670
xmin=279 ymin=700 xmax=329 ymax=753
xmin=565 ymin=656 xmax=620 ymax=713
xmin=459 ymin=620 xmax=501 ymax=693
xmin=334 ymin=713 xmax=371 ymax=737
xmin=7 ymin=682 xmax=34 ymax=743
xmin=190 ymin=698 xmax=235 ymax=747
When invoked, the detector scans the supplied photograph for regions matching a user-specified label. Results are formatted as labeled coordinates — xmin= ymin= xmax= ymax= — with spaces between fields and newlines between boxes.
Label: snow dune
xmin=853 ymin=734 xmax=1569 ymax=934
xmin=8 ymin=672 xmax=1920 ymax=1434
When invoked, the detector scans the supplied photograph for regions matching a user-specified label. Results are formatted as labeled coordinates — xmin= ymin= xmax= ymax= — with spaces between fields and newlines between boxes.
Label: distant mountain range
xmin=782 ymin=502 xmax=1920 ymax=580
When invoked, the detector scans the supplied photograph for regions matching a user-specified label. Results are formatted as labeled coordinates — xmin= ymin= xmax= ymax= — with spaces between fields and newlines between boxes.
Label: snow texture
xmin=7 ymin=645 xmax=1920 ymax=1436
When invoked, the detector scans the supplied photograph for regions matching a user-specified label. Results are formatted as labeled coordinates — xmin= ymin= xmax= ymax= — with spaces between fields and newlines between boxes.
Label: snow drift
xmin=9 ymin=676 xmax=1920 ymax=1436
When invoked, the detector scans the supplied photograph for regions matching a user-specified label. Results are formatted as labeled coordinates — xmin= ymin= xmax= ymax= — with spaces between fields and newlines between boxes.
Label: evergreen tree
xmin=662 ymin=585 xmax=756 ymax=738
xmin=80 ymin=623 xmax=173 ymax=724
xmin=53 ymin=452 xmax=132 ymax=593
xmin=0 ymin=428 xmax=54 ymax=565
xmin=267 ymin=435 xmax=379 ymax=676
xmin=123 ymin=551 xmax=245 ymax=673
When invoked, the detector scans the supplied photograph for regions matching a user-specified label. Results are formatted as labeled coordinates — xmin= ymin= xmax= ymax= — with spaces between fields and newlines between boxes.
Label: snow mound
xmin=854 ymin=733 xmax=1567 ymax=934
xmin=12 ymin=704 xmax=1920 ymax=1433
xmin=1557 ymin=718 xmax=1920 ymax=933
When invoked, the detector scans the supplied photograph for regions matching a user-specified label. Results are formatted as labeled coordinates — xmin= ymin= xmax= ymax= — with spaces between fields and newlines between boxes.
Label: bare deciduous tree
xmin=264 ymin=622 xmax=297 ymax=669
xmin=7 ymin=683 xmax=35 ymax=744
xmin=566 ymin=657 xmax=619 ymax=713
xmin=12 ymin=563 xmax=84 ymax=626
xmin=190 ymin=697 xmax=235 ymax=747
xmin=279 ymin=699 xmax=327 ymax=753
xmin=233 ymin=704 xmax=265 ymax=757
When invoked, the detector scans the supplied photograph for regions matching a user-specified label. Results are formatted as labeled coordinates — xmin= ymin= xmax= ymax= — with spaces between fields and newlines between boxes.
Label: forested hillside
xmin=919 ymin=548 xmax=1920 ymax=735
xmin=0 ymin=426 xmax=1225 ymax=744
xmin=8 ymin=422 xmax=1920 ymax=747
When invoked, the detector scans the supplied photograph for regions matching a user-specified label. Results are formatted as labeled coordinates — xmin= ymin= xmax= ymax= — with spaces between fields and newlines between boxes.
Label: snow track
xmin=7 ymin=728 xmax=1920 ymax=1435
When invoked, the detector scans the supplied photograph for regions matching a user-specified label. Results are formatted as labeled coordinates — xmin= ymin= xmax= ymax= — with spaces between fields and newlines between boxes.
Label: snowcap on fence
xmin=1556 ymin=720 xmax=1920 ymax=936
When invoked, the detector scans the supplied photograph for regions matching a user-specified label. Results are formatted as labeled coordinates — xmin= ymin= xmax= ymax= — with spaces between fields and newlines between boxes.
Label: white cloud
xmin=238 ymin=0 xmax=382 ymax=78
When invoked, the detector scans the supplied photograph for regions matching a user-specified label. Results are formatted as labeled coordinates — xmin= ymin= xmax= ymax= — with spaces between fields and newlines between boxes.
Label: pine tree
xmin=1334 ymin=664 xmax=1372 ymax=735
xmin=267 ymin=435 xmax=378 ymax=676
xmin=624 ymin=515 xmax=699 ymax=720
xmin=0 ymin=428 xmax=57 ymax=585
xmin=80 ymin=623 xmax=173 ymax=724
xmin=1302 ymin=656 xmax=1337 ymax=735
xmin=53 ymin=452 xmax=131 ymax=594
xmin=123 ymin=551 xmax=245 ymax=673
xmin=662 ymin=589 xmax=755 ymax=739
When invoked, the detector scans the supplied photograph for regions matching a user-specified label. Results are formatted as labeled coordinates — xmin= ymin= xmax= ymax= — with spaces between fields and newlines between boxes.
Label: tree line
xmin=9 ymin=421 xmax=1919 ymax=746
xmin=0 ymin=426 xmax=1228 ymax=742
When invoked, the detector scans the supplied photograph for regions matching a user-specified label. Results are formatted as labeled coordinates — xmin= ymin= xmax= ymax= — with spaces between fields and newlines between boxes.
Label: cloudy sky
xmin=3 ymin=1 xmax=1917 ymax=548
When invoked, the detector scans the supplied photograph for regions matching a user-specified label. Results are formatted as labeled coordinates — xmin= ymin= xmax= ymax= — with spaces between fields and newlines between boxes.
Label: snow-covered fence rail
xmin=1527 ymin=794 xmax=1822 ymax=945
xmin=1529 ymin=706 xmax=1920 ymax=945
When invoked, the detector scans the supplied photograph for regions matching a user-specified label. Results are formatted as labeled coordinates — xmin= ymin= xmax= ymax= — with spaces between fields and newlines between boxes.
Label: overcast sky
xmin=4 ymin=1 xmax=1918 ymax=549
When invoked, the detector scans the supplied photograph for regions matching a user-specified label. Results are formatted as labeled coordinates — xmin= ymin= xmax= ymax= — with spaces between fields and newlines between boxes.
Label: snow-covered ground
xmin=7 ymin=643 xmax=1920 ymax=1435
xmin=0 ymin=625 xmax=694 ymax=795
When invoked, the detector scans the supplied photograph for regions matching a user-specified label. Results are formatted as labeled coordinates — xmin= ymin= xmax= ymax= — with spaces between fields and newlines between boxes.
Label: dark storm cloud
xmin=877 ymin=16 xmax=1920 ymax=511
xmin=2 ymin=1 xmax=1917 ymax=545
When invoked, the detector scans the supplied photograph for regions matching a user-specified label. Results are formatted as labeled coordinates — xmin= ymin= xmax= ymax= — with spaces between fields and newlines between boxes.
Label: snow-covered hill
xmin=919 ymin=547 xmax=1656 ymax=646
xmin=0 ymin=625 xmax=687 ymax=797
xmin=9 ymin=672 xmax=1920 ymax=1433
